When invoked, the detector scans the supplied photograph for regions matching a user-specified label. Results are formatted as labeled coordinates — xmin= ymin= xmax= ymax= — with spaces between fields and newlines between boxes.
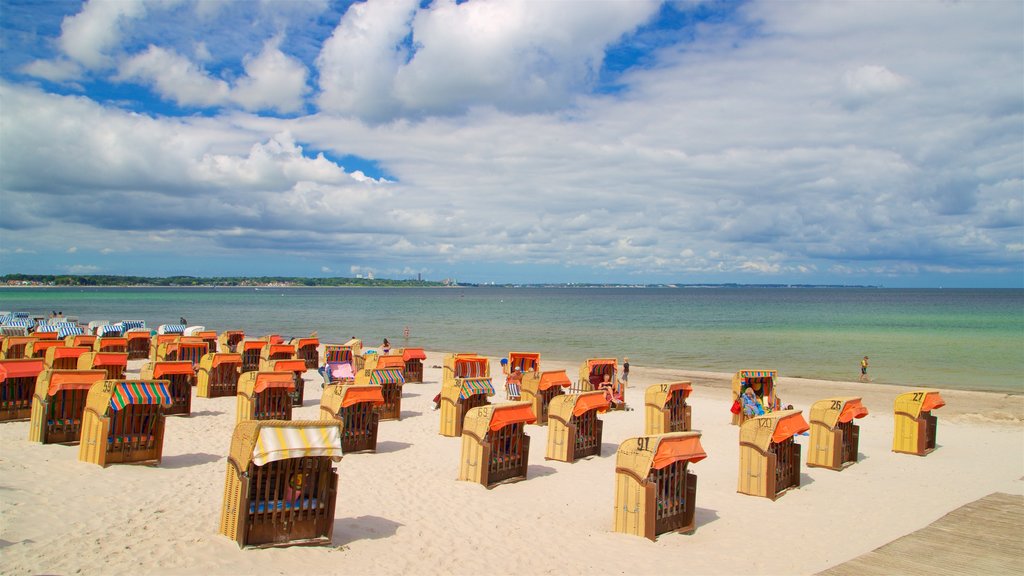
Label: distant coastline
xmin=0 ymin=273 xmax=881 ymax=289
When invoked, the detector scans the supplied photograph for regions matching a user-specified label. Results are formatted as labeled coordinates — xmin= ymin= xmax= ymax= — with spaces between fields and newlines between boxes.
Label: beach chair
xmin=260 ymin=343 xmax=295 ymax=365
xmin=96 ymin=324 xmax=123 ymax=338
xmin=26 ymin=339 xmax=65 ymax=360
xmin=893 ymin=390 xmax=946 ymax=456
xmin=54 ymin=322 xmax=83 ymax=339
xmin=508 ymin=352 xmax=540 ymax=374
xmin=195 ymin=330 xmax=218 ymax=354
xmin=401 ymin=348 xmax=426 ymax=383
xmin=1 ymin=336 xmax=36 ymax=359
xmin=364 ymin=353 xmax=405 ymax=373
xmin=355 ymin=367 xmax=404 ymax=421
xmin=320 ymin=345 xmax=356 ymax=389
xmin=125 ymin=330 xmax=151 ymax=360
xmin=576 ymin=358 xmax=626 ymax=409
xmin=197 ymin=353 xmax=242 ymax=398
xmin=65 ymin=334 xmax=97 ymax=348
xmin=644 ymin=382 xmax=693 ymax=435
xmin=158 ymin=324 xmax=186 ymax=335
xmin=458 ymin=402 xmax=536 ymax=488
xmin=219 ymin=420 xmax=342 ymax=549
xmin=236 ymin=371 xmax=295 ymax=423
xmin=240 ymin=340 xmax=269 ymax=373
xmin=807 ymin=397 xmax=868 ymax=470
xmin=520 ymin=370 xmax=572 ymax=425
xmin=94 ymin=337 xmax=128 ymax=353
xmin=31 ymin=328 xmax=60 ymax=340
xmin=261 ymin=358 xmax=307 ymax=407
xmin=44 ymin=345 xmax=91 ymax=370
xmin=140 ymin=361 xmax=196 ymax=416
xmin=78 ymin=379 xmax=172 ymax=467
xmin=170 ymin=337 xmax=208 ymax=367
xmin=183 ymin=326 xmax=205 ymax=337
xmin=87 ymin=320 xmax=109 ymax=335
xmin=77 ymin=352 xmax=128 ymax=380
xmin=614 ymin=432 xmax=707 ymax=541
xmin=738 ymin=409 xmax=809 ymax=500
xmin=0 ymin=358 xmax=46 ymax=421
xmin=731 ymin=370 xmax=779 ymax=426
xmin=442 ymin=353 xmax=488 ymax=388
xmin=149 ymin=334 xmax=179 ymax=361
xmin=218 ymin=330 xmax=245 ymax=353
xmin=439 ymin=369 xmax=494 ymax=437
xmin=28 ymin=369 xmax=106 ymax=444
xmin=319 ymin=384 xmax=385 ymax=453
xmin=290 ymin=337 xmax=320 ymax=370
xmin=546 ymin=391 xmax=609 ymax=462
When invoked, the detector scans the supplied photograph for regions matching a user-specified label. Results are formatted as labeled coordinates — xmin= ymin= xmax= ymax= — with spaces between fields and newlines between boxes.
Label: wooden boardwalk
xmin=820 ymin=492 xmax=1024 ymax=575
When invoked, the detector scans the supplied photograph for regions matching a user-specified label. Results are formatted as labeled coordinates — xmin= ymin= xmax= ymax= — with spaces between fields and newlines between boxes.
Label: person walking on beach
xmin=382 ymin=338 xmax=391 ymax=355
xmin=622 ymin=357 xmax=630 ymax=385
xmin=859 ymin=356 xmax=870 ymax=382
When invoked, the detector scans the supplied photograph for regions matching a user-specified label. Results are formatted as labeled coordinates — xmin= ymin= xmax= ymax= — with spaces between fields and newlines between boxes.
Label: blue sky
xmin=1 ymin=0 xmax=1021 ymax=287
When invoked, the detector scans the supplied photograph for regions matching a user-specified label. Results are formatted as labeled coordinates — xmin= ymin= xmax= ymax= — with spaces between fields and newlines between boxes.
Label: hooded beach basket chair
xmin=26 ymin=339 xmax=65 ymax=360
xmin=364 ymin=353 xmax=406 ymax=373
xmin=261 ymin=358 xmax=307 ymax=407
xmin=44 ymin=345 xmax=91 ymax=370
xmin=614 ymin=432 xmax=707 ymax=541
xmin=319 ymin=384 xmax=385 ymax=453
xmin=261 ymin=343 xmax=296 ymax=365
xmin=125 ymin=329 xmax=152 ymax=360
xmin=158 ymin=324 xmax=186 ymax=335
xmin=731 ymin=369 xmax=779 ymax=425
xmin=65 ymin=333 xmax=97 ymax=348
xmin=401 ymin=348 xmax=426 ymax=383
xmin=195 ymin=330 xmax=218 ymax=353
xmin=645 ymin=382 xmax=693 ymax=435
xmin=290 ymin=337 xmax=320 ymax=370
xmin=576 ymin=358 xmax=625 ymax=409
xmin=520 ymin=370 xmax=572 ymax=425
xmin=93 ymin=337 xmax=128 ymax=353
xmin=893 ymin=390 xmax=946 ymax=456
xmin=219 ymin=420 xmax=343 ymax=549
xmin=219 ymin=330 xmax=245 ymax=353
xmin=87 ymin=320 xmax=109 ymax=335
xmin=237 ymin=371 xmax=295 ymax=423
xmin=149 ymin=334 xmax=179 ymax=361
xmin=458 ymin=402 xmax=536 ymax=488
xmin=197 ymin=353 xmax=243 ymax=398
xmin=321 ymin=345 xmax=356 ymax=388
xmin=183 ymin=325 xmax=205 ymax=337
xmin=140 ymin=361 xmax=196 ymax=416
xmin=807 ymin=397 xmax=869 ymax=470
xmin=78 ymin=380 xmax=172 ymax=467
xmin=78 ymin=352 xmax=128 ymax=380
xmin=738 ymin=409 xmax=809 ymax=500
xmin=0 ymin=358 xmax=45 ymax=421
xmin=507 ymin=352 xmax=540 ymax=374
xmin=1 ymin=336 xmax=36 ymax=359
xmin=240 ymin=339 xmax=269 ymax=373
xmin=546 ymin=391 xmax=610 ymax=462
xmin=96 ymin=324 xmax=123 ymax=338
xmin=439 ymin=363 xmax=494 ymax=437
xmin=29 ymin=369 xmax=106 ymax=444
xmin=355 ymin=367 xmax=404 ymax=421
xmin=442 ymin=353 xmax=488 ymax=388
xmin=159 ymin=336 xmax=207 ymax=366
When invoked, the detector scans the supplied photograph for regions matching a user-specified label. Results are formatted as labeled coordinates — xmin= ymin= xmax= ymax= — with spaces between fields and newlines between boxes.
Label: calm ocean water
xmin=2 ymin=287 xmax=1021 ymax=393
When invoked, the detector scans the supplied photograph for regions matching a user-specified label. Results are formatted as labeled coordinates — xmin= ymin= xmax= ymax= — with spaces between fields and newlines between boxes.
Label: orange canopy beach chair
xmin=893 ymin=390 xmax=946 ymax=456
xmin=319 ymin=384 xmax=385 ymax=453
xmin=140 ymin=361 xmax=196 ymax=416
xmin=0 ymin=358 xmax=46 ymax=421
xmin=614 ymin=432 xmax=707 ymax=541
xmin=355 ymin=367 xmax=404 ymax=421
xmin=197 ymin=352 xmax=242 ymax=398
xmin=236 ymin=371 xmax=295 ymax=423
xmin=458 ymin=402 xmax=536 ymax=488
xmin=545 ymin=391 xmax=610 ymax=462
xmin=520 ymin=370 xmax=571 ymax=425
xmin=400 ymin=348 xmax=426 ymax=383
xmin=807 ymin=397 xmax=868 ymax=470
xmin=78 ymin=352 xmax=128 ymax=380
xmin=645 ymin=382 xmax=693 ymax=435
xmin=29 ymin=369 xmax=106 ymax=444
xmin=738 ymin=409 xmax=809 ymax=500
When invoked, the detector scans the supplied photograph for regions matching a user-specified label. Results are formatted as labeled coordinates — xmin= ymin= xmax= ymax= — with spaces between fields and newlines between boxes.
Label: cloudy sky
xmin=1 ymin=0 xmax=1021 ymax=287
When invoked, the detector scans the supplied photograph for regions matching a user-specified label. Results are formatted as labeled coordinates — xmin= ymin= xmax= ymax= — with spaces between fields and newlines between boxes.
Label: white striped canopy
xmin=252 ymin=425 xmax=344 ymax=466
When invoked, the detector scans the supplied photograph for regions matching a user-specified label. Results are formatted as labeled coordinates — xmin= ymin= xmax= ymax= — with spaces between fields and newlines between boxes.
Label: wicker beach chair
xmin=260 ymin=343 xmax=296 ymax=365
xmin=140 ymin=361 xmax=196 ymax=416
xmin=738 ymin=409 xmax=809 ymax=500
xmin=196 ymin=353 xmax=242 ymax=398
xmin=44 ymin=345 xmax=91 ymax=370
xmin=78 ymin=352 xmax=128 ymax=380
xmin=26 ymin=339 xmax=65 ymax=360
xmin=731 ymin=369 xmax=779 ymax=426
xmin=576 ymin=358 xmax=625 ymax=409
xmin=400 ymin=348 xmax=426 ymax=383
xmin=319 ymin=384 xmax=385 ymax=453
xmin=93 ymin=337 xmax=128 ymax=353
xmin=546 ymin=391 xmax=609 ymax=462
xmin=29 ymin=369 xmax=106 ymax=444
xmin=65 ymin=334 xmax=97 ymax=348
xmin=125 ymin=330 xmax=151 ymax=360
xmin=0 ymin=358 xmax=46 ymax=421
xmin=507 ymin=352 xmax=540 ymax=374
xmin=520 ymin=370 xmax=571 ymax=425
xmin=240 ymin=339 xmax=268 ymax=373
xmin=355 ymin=367 xmax=404 ymax=421
xmin=236 ymin=371 xmax=295 ymax=423
xmin=1 ymin=336 xmax=36 ymax=359
xmin=893 ymin=390 xmax=945 ymax=456
xmin=458 ymin=402 xmax=536 ymax=488
xmin=439 ymin=357 xmax=494 ymax=437
xmin=261 ymin=358 xmax=307 ymax=407
xmin=149 ymin=334 xmax=179 ymax=361
xmin=807 ymin=397 xmax=868 ymax=470
xmin=644 ymin=382 xmax=693 ymax=435
xmin=614 ymin=432 xmax=707 ymax=540
xmin=219 ymin=420 xmax=343 ymax=549
xmin=78 ymin=379 xmax=172 ymax=467
xmin=218 ymin=330 xmax=245 ymax=353
xmin=157 ymin=324 xmax=185 ymax=335
xmin=290 ymin=337 xmax=320 ymax=370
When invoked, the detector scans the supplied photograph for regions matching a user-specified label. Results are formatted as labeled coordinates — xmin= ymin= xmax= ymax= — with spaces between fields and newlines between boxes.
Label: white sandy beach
xmin=1 ymin=352 xmax=1022 ymax=575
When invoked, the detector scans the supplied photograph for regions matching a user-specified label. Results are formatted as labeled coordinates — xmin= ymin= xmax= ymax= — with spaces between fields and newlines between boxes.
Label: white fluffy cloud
xmin=58 ymin=0 xmax=146 ymax=68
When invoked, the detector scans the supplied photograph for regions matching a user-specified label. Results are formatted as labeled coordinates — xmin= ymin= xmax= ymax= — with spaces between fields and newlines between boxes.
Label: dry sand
xmin=1 ymin=352 xmax=1022 ymax=575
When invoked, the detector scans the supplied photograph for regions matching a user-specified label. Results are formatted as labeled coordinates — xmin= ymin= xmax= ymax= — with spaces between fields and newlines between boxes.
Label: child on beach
xmin=860 ymin=356 xmax=870 ymax=382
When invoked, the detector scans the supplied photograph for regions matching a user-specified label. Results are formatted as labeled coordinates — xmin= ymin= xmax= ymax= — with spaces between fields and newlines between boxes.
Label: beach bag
xmin=730 ymin=400 xmax=741 ymax=415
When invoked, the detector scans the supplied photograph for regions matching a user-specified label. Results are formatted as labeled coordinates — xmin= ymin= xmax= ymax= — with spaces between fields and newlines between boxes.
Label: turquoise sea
xmin=2 ymin=287 xmax=1021 ymax=393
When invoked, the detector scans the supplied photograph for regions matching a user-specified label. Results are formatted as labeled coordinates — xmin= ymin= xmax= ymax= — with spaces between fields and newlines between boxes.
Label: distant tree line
xmin=2 ymin=274 xmax=443 ymax=288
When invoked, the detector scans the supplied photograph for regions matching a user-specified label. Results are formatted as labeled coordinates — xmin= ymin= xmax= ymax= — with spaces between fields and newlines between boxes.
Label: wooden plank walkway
xmin=820 ymin=492 xmax=1024 ymax=576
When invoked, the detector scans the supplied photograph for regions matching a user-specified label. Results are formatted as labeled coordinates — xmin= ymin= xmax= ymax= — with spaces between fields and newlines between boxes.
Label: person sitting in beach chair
xmin=741 ymin=387 xmax=765 ymax=417
xmin=506 ymin=367 xmax=523 ymax=401
xmin=599 ymin=374 xmax=625 ymax=409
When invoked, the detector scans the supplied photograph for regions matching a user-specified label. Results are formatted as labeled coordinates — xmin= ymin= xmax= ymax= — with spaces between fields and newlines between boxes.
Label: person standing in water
xmin=859 ymin=356 xmax=870 ymax=382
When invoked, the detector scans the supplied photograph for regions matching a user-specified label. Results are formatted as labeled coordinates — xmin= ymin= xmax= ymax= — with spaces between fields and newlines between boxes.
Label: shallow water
xmin=3 ymin=286 xmax=1022 ymax=393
